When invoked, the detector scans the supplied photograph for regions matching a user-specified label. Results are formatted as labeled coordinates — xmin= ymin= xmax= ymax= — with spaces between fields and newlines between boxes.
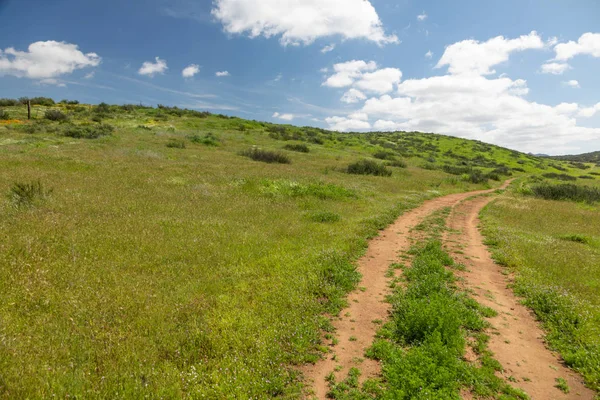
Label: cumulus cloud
xmin=182 ymin=64 xmax=200 ymax=78
xmin=325 ymin=116 xmax=371 ymax=131
xmin=321 ymin=44 xmax=336 ymax=53
xmin=211 ymin=0 xmax=398 ymax=46
xmin=554 ymin=32 xmax=600 ymax=61
xmin=540 ymin=62 xmax=571 ymax=75
xmin=436 ymin=31 xmax=544 ymax=75
xmin=354 ymin=67 xmax=402 ymax=94
xmin=341 ymin=88 xmax=367 ymax=104
xmin=417 ymin=13 xmax=427 ymax=21
xmin=273 ymin=112 xmax=294 ymax=121
xmin=322 ymin=60 xmax=377 ymax=88
xmin=563 ymin=80 xmax=580 ymax=88
xmin=216 ymin=70 xmax=230 ymax=77
xmin=0 ymin=40 xmax=100 ymax=81
xmin=578 ymin=103 xmax=600 ymax=118
xmin=138 ymin=57 xmax=168 ymax=77
xmin=322 ymin=32 xmax=600 ymax=153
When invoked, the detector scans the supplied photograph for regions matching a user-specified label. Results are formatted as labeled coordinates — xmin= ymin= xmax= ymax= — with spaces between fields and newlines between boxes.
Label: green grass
xmin=0 ymin=101 xmax=563 ymax=398
xmin=481 ymin=192 xmax=600 ymax=394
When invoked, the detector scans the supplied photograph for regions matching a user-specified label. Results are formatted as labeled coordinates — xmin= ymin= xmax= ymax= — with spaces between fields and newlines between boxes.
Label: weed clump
xmin=347 ymin=160 xmax=392 ymax=177
xmin=188 ymin=133 xmax=219 ymax=146
xmin=283 ymin=143 xmax=309 ymax=153
xmin=307 ymin=211 xmax=340 ymax=223
xmin=530 ymin=183 xmax=600 ymax=203
xmin=63 ymin=124 xmax=114 ymax=139
xmin=8 ymin=180 xmax=53 ymax=208
xmin=45 ymin=110 xmax=67 ymax=121
xmin=239 ymin=148 xmax=291 ymax=164
xmin=166 ymin=139 xmax=186 ymax=149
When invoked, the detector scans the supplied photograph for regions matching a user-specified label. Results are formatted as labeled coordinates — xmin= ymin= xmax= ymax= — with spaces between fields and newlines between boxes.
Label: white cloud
xmin=321 ymin=44 xmax=336 ymax=53
xmin=216 ymin=70 xmax=230 ymax=77
xmin=0 ymin=40 xmax=100 ymax=80
xmin=554 ymin=32 xmax=600 ymax=61
xmin=325 ymin=116 xmax=371 ymax=131
xmin=138 ymin=57 xmax=168 ymax=77
xmin=417 ymin=13 xmax=427 ymax=21
xmin=341 ymin=88 xmax=367 ymax=104
xmin=322 ymin=60 xmax=377 ymax=88
xmin=273 ymin=112 xmax=294 ymax=121
xmin=540 ymin=62 xmax=571 ymax=75
xmin=578 ymin=103 xmax=600 ymax=118
xmin=436 ymin=31 xmax=544 ymax=75
xmin=38 ymin=78 xmax=66 ymax=87
xmin=182 ymin=64 xmax=200 ymax=78
xmin=84 ymin=71 xmax=95 ymax=79
xmin=354 ymin=67 xmax=402 ymax=94
xmin=425 ymin=50 xmax=433 ymax=59
xmin=321 ymin=32 xmax=600 ymax=153
xmin=563 ymin=80 xmax=580 ymax=88
xmin=211 ymin=0 xmax=398 ymax=46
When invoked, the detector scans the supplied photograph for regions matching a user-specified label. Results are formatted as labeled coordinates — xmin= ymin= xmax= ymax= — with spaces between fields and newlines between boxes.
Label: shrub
xmin=579 ymin=175 xmax=595 ymax=180
xmin=166 ymin=139 xmax=186 ymax=149
xmin=347 ymin=160 xmax=392 ymax=177
xmin=530 ymin=183 xmax=600 ymax=203
xmin=491 ymin=166 xmax=512 ymax=176
xmin=239 ymin=148 xmax=291 ymax=164
xmin=465 ymin=170 xmax=488 ymax=184
xmin=0 ymin=109 xmax=9 ymax=120
xmin=512 ymin=167 xmax=526 ymax=172
xmin=442 ymin=165 xmax=472 ymax=175
xmin=486 ymin=172 xmax=501 ymax=181
xmin=590 ymin=172 xmax=600 ymax=176
xmin=63 ymin=124 xmax=114 ymax=139
xmin=0 ymin=98 xmax=18 ymax=107
xmin=44 ymin=110 xmax=67 ymax=121
xmin=283 ymin=143 xmax=309 ymax=153
xmin=552 ymin=164 xmax=568 ymax=172
xmin=542 ymin=173 xmax=577 ymax=181
xmin=373 ymin=150 xmax=395 ymax=160
xmin=570 ymin=162 xmax=590 ymax=170
xmin=29 ymin=97 xmax=55 ymax=106
xmin=188 ymin=133 xmax=219 ymax=146
xmin=8 ymin=180 xmax=53 ymax=208
xmin=387 ymin=159 xmax=407 ymax=168
xmin=94 ymin=102 xmax=111 ymax=114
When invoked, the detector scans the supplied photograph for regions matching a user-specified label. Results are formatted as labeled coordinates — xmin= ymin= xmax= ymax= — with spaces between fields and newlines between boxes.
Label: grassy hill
xmin=546 ymin=151 xmax=600 ymax=164
xmin=0 ymin=99 xmax=596 ymax=397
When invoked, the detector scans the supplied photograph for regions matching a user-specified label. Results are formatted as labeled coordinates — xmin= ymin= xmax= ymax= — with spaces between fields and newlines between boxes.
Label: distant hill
xmin=547 ymin=151 xmax=600 ymax=163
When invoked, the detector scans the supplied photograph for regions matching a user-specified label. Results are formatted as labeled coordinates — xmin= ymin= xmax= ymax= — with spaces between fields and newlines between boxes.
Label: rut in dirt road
xmin=445 ymin=195 xmax=595 ymax=399
xmin=301 ymin=182 xmax=511 ymax=399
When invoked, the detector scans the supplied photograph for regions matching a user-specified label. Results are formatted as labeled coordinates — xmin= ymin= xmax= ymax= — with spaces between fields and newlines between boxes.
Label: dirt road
xmin=302 ymin=181 xmax=594 ymax=399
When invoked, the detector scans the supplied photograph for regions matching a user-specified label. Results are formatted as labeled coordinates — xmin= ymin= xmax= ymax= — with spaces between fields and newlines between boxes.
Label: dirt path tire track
xmin=301 ymin=183 xmax=511 ymax=399
xmin=445 ymin=195 xmax=595 ymax=399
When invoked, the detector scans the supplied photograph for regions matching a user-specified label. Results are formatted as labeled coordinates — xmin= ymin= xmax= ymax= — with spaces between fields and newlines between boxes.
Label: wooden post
xmin=27 ymin=100 xmax=31 ymax=120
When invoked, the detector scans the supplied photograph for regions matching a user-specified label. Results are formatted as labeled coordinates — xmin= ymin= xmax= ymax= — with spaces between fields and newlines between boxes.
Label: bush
xmin=29 ymin=97 xmax=55 ymax=106
xmin=63 ymin=124 xmax=114 ymax=139
xmin=530 ymin=183 xmax=600 ymax=203
xmin=570 ymin=162 xmax=590 ymax=170
xmin=239 ymin=148 xmax=291 ymax=164
xmin=44 ymin=110 xmax=67 ymax=121
xmin=442 ymin=165 xmax=472 ymax=175
xmin=283 ymin=143 xmax=309 ymax=153
xmin=579 ymin=175 xmax=595 ymax=180
xmin=0 ymin=98 xmax=18 ymax=107
xmin=542 ymin=173 xmax=577 ymax=181
xmin=188 ymin=133 xmax=219 ymax=146
xmin=465 ymin=170 xmax=488 ymax=184
xmin=387 ymin=159 xmax=407 ymax=168
xmin=373 ymin=150 xmax=395 ymax=160
xmin=166 ymin=139 xmax=186 ymax=149
xmin=0 ymin=109 xmax=9 ymax=120
xmin=347 ymin=160 xmax=392 ymax=177
xmin=8 ymin=180 xmax=53 ymax=208
xmin=95 ymin=102 xmax=111 ymax=114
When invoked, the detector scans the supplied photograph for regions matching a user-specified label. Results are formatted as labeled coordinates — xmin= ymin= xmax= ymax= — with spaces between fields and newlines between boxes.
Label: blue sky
xmin=1 ymin=0 xmax=599 ymax=154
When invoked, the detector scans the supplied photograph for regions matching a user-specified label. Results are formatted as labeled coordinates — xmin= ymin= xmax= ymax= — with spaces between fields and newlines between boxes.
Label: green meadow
xmin=0 ymin=99 xmax=596 ymax=397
